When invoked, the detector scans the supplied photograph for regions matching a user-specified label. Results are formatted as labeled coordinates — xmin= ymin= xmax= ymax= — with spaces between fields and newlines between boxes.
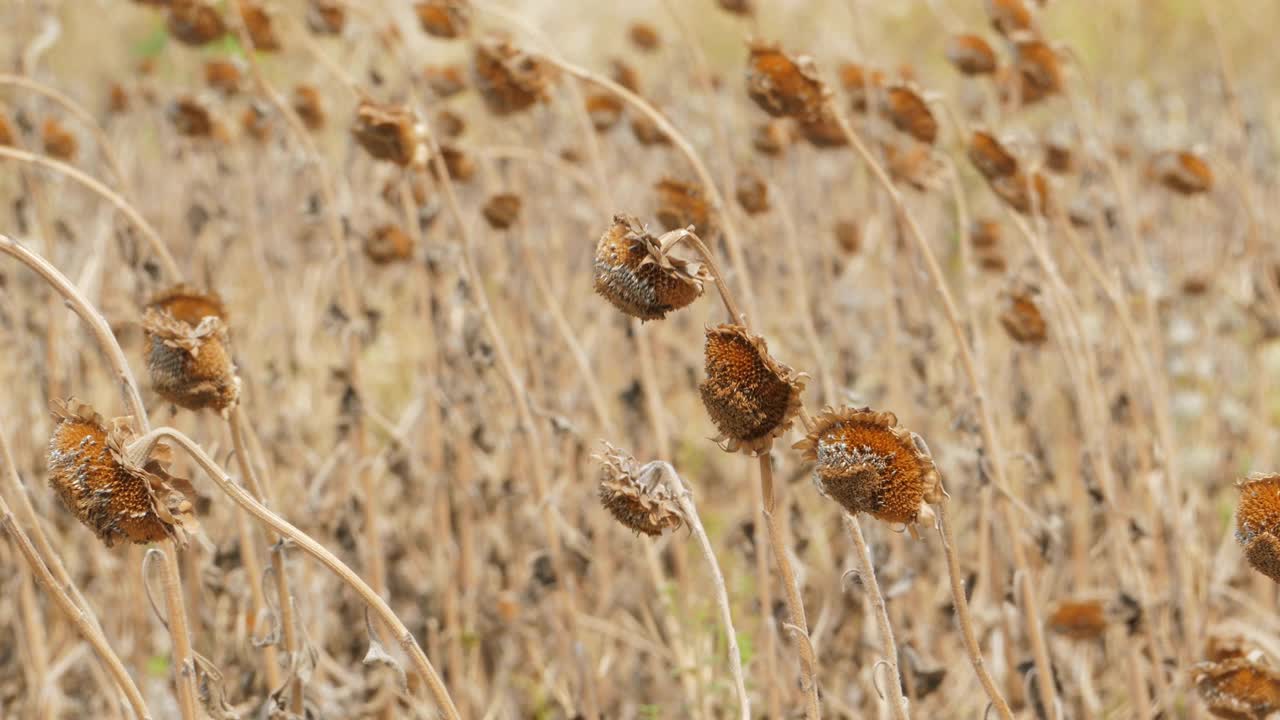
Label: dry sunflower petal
xmin=47 ymin=399 xmax=198 ymax=547
xmin=700 ymin=324 xmax=806 ymax=454
xmin=595 ymin=444 xmax=683 ymax=537
xmin=746 ymin=40 xmax=828 ymax=121
xmin=793 ymin=407 xmax=942 ymax=528
xmin=592 ymin=214 xmax=708 ymax=321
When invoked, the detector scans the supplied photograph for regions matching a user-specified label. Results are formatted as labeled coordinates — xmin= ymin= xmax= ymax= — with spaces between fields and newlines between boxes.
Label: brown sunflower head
xmin=167 ymin=0 xmax=227 ymax=46
xmin=793 ymin=407 xmax=942 ymax=527
xmin=424 ymin=64 xmax=468 ymax=98
xmin=968 ymin=130 xmax=1018 ymax=181
xmin=628 ymin=23 xmax=660 ymax=52
xmin=1193 ymin=651 xmax=1280 ymax=720
xmin=241 ymin=103 xmax=273 ymax=142
xmin=352 ymin=99 xmax=422 ymax=167
xmin=945 ymin=34 xmax=997 ymax=75
xmin=718 ymin=0 xmax=754 ymax=16
xmin=47 ymin=399 xmax=197 ymax=547
xmin=204 ymin=59 xmax=243 ymax=96
xmin=631 ymin=109 xmax=672 ymax=146
xmin=610 ymin=59 xmax=641 ymax=93
xmin=238 ymin=1 xmax=280 ymax=51
xmin=654 ymin=177 xmax=714 ymax=236
xmin=595 ymin=444 xmax=684 ymax=537
xmin=735 ymin=169 xmax=770 ymax=215
xmin=482 ymin=193 xmax=522 ymax=230
xmin=797 ymin=109 xmax=848 ymax=149
xmin=839 ymin=62 xmax=884 ymax=113
xmin=1046 ymin=599 xmax=1109 ymax=640
xmin=700 ymin=325 xmax=806 ymax=454
xmin=414 ymin=0 xmax=469 ymax=39
xmin=1236 ymin=474 xmax=1280 ymax=584
xmin=41 ymin=118 xmax=78 ymax=160
xmin=586 ymin=93 xmax=624 ymax=132
xmin=1011 ymin=40 xmax=1062 ymax=103
xmin=168 ymin=96 xmax=217 ymax=138
xmin=430 ymin=144 xmax=475 ymax=182
xmin=752 ymin=119 xmax=793 ymax=156
xmin=473 ymin=37 xmax=552 ymax=116
xmin=107 ymin=84 xmax=131 ymax=115
xmin=746 ymin=39 xmax=828 ymax=121
xmin=0 ymin=108 xmax=15 ymax=147
xmin=984 ymin=0 xmax=1034 ymax=37
xmin=292 ymin=85 xmax=326 ymax=131
xmin=1149 ymin=150 xmax=1213 ymax=195
xmin=592 ymin=214 xmax=708 ymax=321
xmin=991 ymin=171 xmax=1052 ymax=215
xmin=881 ymin=83 xmax=938 ymax=145
xmin=364 ymin=224 xmax=414 ymax=265
xmin=1000 ymin=286 xmax=1049 ymax=345
xmin=306 ymin=0 xmax=346 ymax=35
xmin=143 ymin=286 xmax=237 ymax=412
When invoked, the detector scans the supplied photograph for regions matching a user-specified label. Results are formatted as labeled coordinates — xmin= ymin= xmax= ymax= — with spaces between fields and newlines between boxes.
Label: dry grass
xmin=1 ymin=1 xmax=1279 ymax=718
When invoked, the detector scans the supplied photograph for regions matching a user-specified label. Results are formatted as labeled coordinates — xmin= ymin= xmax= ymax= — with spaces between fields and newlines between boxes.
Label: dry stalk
xmin=843 ymin=512 xmax=909 ymax=719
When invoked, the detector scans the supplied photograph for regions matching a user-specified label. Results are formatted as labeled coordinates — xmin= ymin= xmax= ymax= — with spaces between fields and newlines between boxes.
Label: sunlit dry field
xmin=1 ymin=1 xmax=1279 ymax=718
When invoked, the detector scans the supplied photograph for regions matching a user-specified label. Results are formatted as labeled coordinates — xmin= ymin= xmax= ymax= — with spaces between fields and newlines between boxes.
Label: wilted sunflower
xmin=735 ymin=169 xmax=770 ymax=215
xmin=593 ymin=214 xmax=708 ymax=321
xmin=945 ymin=34 xmax=997 ymax=75
xmin=1046 ymin=599 xmax=1109 ymax=640
xmin=238 ymin=1 xmax=280 ymax=51
xmin=992 ymin=170 xmax=1052 ymax=215
xmin=751 ymin=119 xmax=792 ymax=155
xmin=41 ymin=118 xmax=78 ymax=160
xmin=984 ymin=0 xmax=1034 ymax=37
xmin=746 ymin=39 xmax=828 ymax=121
xmin=717 ymin=0 xmax=754 ymax=16
xmin=1149 ymin=150 xmax=1213 ymax=195
xmin=414 ymin=0 xmax=469 ymax=39
xmin=1193 ymin=651 xmax=1280 ymax=720
xmin=364 ymin=225 xmax=414 ymax=265
xmin=627 ymin=23 xmax=660 ymax=52
xmin=586 ymin=93 xmax=624 ymax=132
xmin=967 ymin=130 xmax=1019 ymax=181
xmin=482 ymin=193 xmax=522 ymax=230
xmin=167 ymin=0 xmax=226 ymax=46
xmin=793 ymin=407 xmax=942 ymax=530
xmin=839 ymin=61 xmax=884 ymax=114
xmin=1236 ymin=474 xmax=1280 ymax=584
xmin=595 ymin=444 xmax=684 ymax=537
xmin=473 ymin=37 xmax=552 ymax=116
xmin=47 ymin=399 xmax=198 ymax=547
xmin=204 ymin=59 xmax=243 ymax=96
xmin=143 ymin=286 xmax=238 ymax=412
xmin=429 ymin=144 xmax=475 ymax=182
xmin=1011 ymin=40 xmax=1062 ymax=103
xmin=797 ymin=109 xmax=848 ymax=149
xmin=168 ymin=96 xmax=217 ymax=138
xmin=306 ymin=0 xmax=345 ymax=35
xmin=0 ymin=109 xmax=15 ymax=146
xmin=700 ymin=325 xmax=806 ymax=454
xmin=424 ymin=64 xmax=468 ymax=98
xmin=654 ymin=177 xmax=714 ymax=236
xmin=1000 ymin=287 xmax=1049 ymax=345
xmin=351 ymin=99 xmax=421 ymax=167
xmin=881 ymin=83 xmax=938 ymax=145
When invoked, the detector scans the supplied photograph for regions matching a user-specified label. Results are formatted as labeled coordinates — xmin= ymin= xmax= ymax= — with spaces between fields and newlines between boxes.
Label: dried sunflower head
xmin=1012 ymin=40 xmax=1062 ymax=103
xmin=238 ymin=1 xmax=280 ymax=51
xmin=415 ymin=0 xmax=469 ymax=39
xmin=473 ymin=37 xmax=552 ymax=116
xmin=168 ymin=96 xmax=218 ymax=138
xmin=946 ymin=34 xmax=997 ymax=75
xmin=717 ymin=0 xmax=754 ymax=16
xmin=364 ymin=224 xmax=414 ymax=265
xmin=1193 ymin=651 xmax=1280 ymax=720
xmin=1149 ymin=150 xmax=1213 ymax=195
xmin=0 ymin=108 xmax=15 ymax=146
xmin=793 ymin=407 xmax=942 ymax=528
xmin=1000 ymin=286 xmax=1049 ymax=345
xmin=746 ymin=39 xmax=828 ymax=121
xmin=593 ymin=214 xmax=708 ymax=321
xmin=628 ymin=23 xmax=660 ymax=52
xmin=985 ymin=0 xmax=1034 ymax=37
xmin=306 ymin=0 xmax=346 ymax=35
xmin=654 ymin=177 xmax=714 ymax=236
xmin=292 ymin=85 xmax=326 ymax=131
xmin=241 ymin=102 xmax=273 ymax=142
xmin=143 ymin=286 xmax=237 ymax=412
xmin=700 ymin=325 xmax=806 ymax=455
xmin=992 ymin=171 xmax=1052 ymax=215
xmin=735 ymin=169 xmax=770 ymax=215
xmin=839 ymin=61 xmax=884 ymax=114
xmin=41 ymin=118 xmax=78 ymax=160
xmin=752 ymin=119 xmax=793 ymax=156
xmin=586 ymin=93 xmax=624 ymax=132
xmin=167 ymin=0 xmax=227 ymax=46
xmin=968 ymin=130 xmax=1018 ymax=181
xmin=797 ymin=109 xmax=848 ymax=149
xmin=430 ymin=144 xmax=475 ymax=182
xmin=352 ymin=99 xmax=422 ymax=167
xmin=482 ymin=193 xmax=522 ymax=230
xmin=595 ymin=444 xmax=684 ymax=537
xmin=204 ymin=59 xmax=243 ymax=96
xmin=881 ymin=83 xmax=938 ymax=145
xmin=1236 ymin=474 xmax=1280 ymax=584
xmin=424 ymin=64 xmax=468 ymax=98
xmin=1046 ymin=599 xmax=1109 ymax=640
xmin=47 ymin=399 xmax=198 ymax=547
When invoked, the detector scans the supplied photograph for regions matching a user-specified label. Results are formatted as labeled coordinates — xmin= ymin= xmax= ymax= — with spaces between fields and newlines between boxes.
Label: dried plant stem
xmin=16 ymin=536 xmax=53 ymax=718
xmin=0 ymin=73 xmax=133 ymax=193
xmin=661 ymin=229 xmax=745 ymax=326
xmin=843 ymin=513 xmax=909 ymax=720
xmin=129 ymin=426 xmax=462 ymax=720
xmin=662 ymin=469 xmax=749 ymax=719
xmin=0 ymin=147 xmax=180 ymax=279
xmin=228 ymin=405 xmax=302 ymax=710
xmin=824 ymin=106 xmax=1037 ymax=716
xmin=935 ymin=501 xmax=1015 ymax=720
xmin=759 ymin=453 xmax=821 ymax=719
xmin=0 ymin=233 xmax=197 ymax=718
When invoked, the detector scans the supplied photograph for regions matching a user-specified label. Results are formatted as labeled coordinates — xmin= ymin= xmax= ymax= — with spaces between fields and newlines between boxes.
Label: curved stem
xmin=129 ymin=426 xmax=462 ymax=720
xmin=843 ymin=513 xmax=909 ymax=720
xmin=935 ymin=501 xmax=1015 ymax=720
xmin=660 ymin=464 xmax=751 ymax=720
xmin=759 ymin=453 xmax=821 ymax=719
xmin=0 ymin=147 xmax=181 ymax=280
xmin=661 ymin=229 xmax=744 ymax=326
